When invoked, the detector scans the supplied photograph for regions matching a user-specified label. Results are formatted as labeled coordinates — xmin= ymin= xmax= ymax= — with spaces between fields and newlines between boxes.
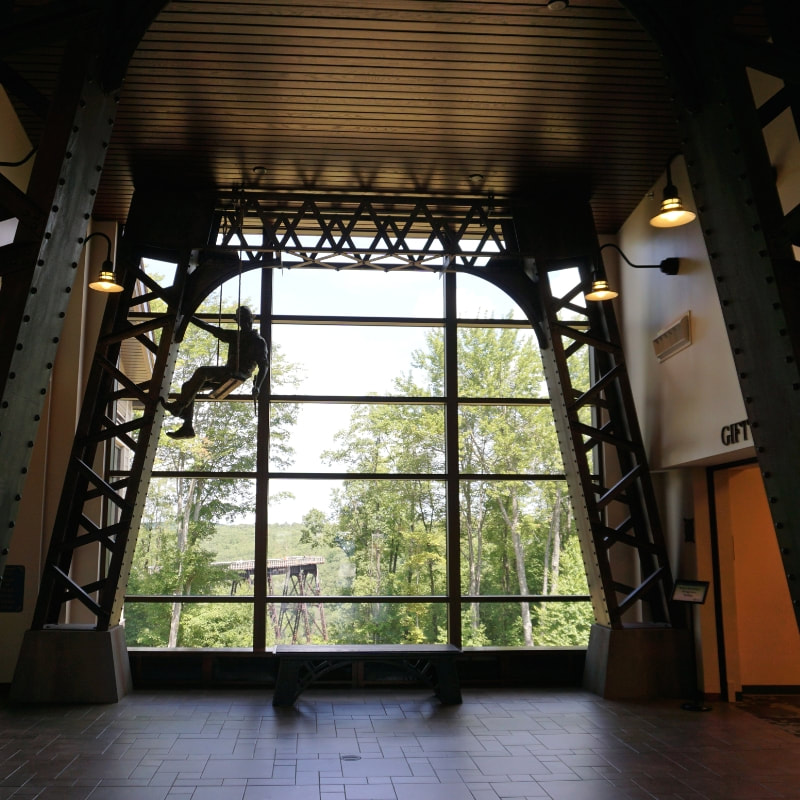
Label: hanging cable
xmin=215 ymin=283 xmax=223 ymax=366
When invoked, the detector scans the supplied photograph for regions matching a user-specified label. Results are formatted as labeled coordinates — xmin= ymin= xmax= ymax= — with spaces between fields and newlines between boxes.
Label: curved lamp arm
xmin=599 ymin=242 xmax=679 ymax=276
xmin=84 ymin=231 xmax=123 ymax=293
xmin=586 ymin=243 xmax=680 ymax=302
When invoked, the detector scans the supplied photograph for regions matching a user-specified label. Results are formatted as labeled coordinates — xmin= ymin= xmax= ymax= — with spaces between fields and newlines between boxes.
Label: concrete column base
xmin=583 ymin=623 xmax=694 ymax=700
xmin=10 ymin=625 xmax=132 ymax=704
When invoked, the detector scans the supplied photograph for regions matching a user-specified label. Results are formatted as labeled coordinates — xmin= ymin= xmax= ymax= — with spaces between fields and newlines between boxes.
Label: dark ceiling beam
xmin=0 ymin=172 xmax=42 ymax=233
xmin=0 ymin=0 xmax=101 ymax=54
xmin=96 ymin=1 xmax=169 ymax=91
xmin=0 ymin=61 xmax=49 ymax=119
xmin=786 ymin=203 xmax=800 ymax=247
xmin=762 ymin=0 xmax=800 ymax=145
xmin=731 ymin=39 xmax=800 ymax=84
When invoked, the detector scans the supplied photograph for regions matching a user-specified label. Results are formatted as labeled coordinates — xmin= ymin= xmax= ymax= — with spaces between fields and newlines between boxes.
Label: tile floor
xmin=2 ymin=688 xmax=800 ymax=800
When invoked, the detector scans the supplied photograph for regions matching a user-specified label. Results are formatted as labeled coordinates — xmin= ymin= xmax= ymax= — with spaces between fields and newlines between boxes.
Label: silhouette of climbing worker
xmin=162 ymin=306 xmax=269 ymax=439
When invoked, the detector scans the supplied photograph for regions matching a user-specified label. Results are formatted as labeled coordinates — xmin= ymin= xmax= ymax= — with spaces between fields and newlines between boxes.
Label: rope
xmin=215 ymin=285 xmax=222 ymax=366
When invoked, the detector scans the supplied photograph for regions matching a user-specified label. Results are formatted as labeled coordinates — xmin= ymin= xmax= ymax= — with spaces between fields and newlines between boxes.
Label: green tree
xmin=322 ymin=316 xmax=591 ymax=646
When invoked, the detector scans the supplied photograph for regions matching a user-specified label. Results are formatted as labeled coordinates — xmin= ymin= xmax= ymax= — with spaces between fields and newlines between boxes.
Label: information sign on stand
xmin=672 ymin=579 xmax=709 ymax=604
xmin=672 ymin=578 xmax=710 ymax=712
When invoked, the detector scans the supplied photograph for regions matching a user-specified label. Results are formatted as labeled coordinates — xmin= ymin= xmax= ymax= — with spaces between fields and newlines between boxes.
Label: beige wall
xmin=615 ymin=156 xmax=751 ymax=471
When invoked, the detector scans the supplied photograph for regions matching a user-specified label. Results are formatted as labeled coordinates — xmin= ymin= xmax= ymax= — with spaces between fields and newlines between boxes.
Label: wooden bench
xmin=272 ymin=644 xmax=462 ymax=706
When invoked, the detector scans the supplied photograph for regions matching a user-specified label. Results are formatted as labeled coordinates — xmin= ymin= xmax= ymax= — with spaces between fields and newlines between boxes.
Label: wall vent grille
xmin=653 ymin=311 xmax=692 ymax=362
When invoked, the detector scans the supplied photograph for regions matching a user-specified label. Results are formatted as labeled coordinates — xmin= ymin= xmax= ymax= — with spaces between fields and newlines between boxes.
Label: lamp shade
xmin=585 ymin=279 xmax=618 ymax=302
xmin=650 ymin=184 xmax=696 ymax=228
xmin=89 ymin=267 xmax=123 ymax=292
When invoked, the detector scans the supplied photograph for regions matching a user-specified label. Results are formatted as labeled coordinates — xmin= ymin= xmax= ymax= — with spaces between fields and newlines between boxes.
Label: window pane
xmin=460 ymin=602 xmax=592 ymax=647
xmin=273 ymin=269 xmax=444 ymax=317
xmin=456 ymin=272 xmax=528 ymax=320
xmin=123 ymin=602 xmax=253 ymax=648
xmin=155 ymin=401 xmax=260 ymax=472
xmin=267 ymin=561 xmax=328 ymax=645
xmin=269 ymin=478 xmax=342 ymax=524
xmin=459 ymin=406 xmax=564 ymax=473
xmin=547 ymin=266 xmax=586 ymax=321
xmin=321 ymin=602 xmax=445 ymax=645
xmin=215 ymin=272 xmax=263 ymax=315
xmin=141 ymin=257 xmax=176 ymax=288
xmin=458 ymin=326 xmax=546 ymax=398
xmin=272 ymin=325 xmax=443 ymax=396
xmin=460 ymin=479 xmax=586 ymax=594
xmin=272 ymin=403 xmax=446 ymax=473
xmin=268 ymin=479 xmax=447 ymax=599
xmin=132 ymin=478 xmax=256 ymax=598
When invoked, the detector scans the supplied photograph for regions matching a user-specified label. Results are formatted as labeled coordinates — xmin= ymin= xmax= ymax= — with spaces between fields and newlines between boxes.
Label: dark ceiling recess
xmin=1 ymin=0 xmax=769 ymax=233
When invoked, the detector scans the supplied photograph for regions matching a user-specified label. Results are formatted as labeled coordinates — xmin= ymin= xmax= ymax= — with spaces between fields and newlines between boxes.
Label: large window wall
xmin=123 ymin=261 xmax=593 ymax=648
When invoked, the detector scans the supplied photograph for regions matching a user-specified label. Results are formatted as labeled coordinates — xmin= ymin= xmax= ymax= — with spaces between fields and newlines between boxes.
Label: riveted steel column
xmin=625 ymin=1 xmax=800 ymax=627
xmin=0 ymin=43 xmax=118 ymax=583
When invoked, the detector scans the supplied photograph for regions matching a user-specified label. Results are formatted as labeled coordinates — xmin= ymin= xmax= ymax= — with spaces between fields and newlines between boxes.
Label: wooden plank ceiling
xmin=1 ymin=0 xmax=760 ymax=234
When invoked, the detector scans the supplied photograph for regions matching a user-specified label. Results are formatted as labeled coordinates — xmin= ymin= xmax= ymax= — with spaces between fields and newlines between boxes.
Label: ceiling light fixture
xmin=84 ymin=231 xmax=123 ymax=293
xmin=546 ymin=0 xmax=569 ymax=10
xmin=650 ymin=154 xmax=697 ymax=228
xmin=585 ymin=243 xmax=680 ymax=302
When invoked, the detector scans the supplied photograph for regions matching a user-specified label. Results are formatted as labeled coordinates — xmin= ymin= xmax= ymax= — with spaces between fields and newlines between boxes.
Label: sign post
xmin=672 ymin=579 xmax=711 ymax=711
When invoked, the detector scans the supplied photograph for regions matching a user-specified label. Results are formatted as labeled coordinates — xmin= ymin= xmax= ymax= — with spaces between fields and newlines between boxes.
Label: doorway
xmin=712 ymin=462 xmax=800 ymax=697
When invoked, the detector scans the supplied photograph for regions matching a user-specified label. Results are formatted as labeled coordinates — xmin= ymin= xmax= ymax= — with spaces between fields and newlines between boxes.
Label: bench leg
xmin=433 ymin=659 xmax=462 ymax=705
xmin=273 ymin=659 xmax=301 ymax=707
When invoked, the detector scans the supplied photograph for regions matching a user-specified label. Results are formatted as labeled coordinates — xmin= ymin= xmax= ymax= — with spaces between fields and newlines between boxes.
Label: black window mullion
xmin=253 ymin=269 xmax=272 ymax=651
xmin=444 ymin=270 xmax=462 ymax=647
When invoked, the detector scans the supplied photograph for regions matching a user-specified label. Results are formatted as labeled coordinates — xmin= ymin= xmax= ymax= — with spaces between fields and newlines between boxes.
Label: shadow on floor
xmin=738 ymin=694 xmax=800 ymax=736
